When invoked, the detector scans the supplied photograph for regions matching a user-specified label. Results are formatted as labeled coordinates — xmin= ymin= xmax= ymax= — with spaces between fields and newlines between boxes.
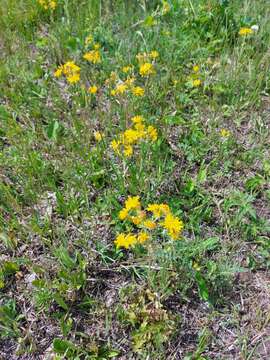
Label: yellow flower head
xmin=124 ymin=76 xmax=136 ymax=87
xmin=132 ymin=86 xmax=145 ymax=97
xmin=220 ymin=128 xmax=231 ymax=138
xmin=94 ymin=131 xmax=103 ymax=142
xmin=94 ymin=43 xmax=101 ymax=50
xmin=89 ymin=85 xmax=98 ymax=94
xmin=137 ymin=232 xmax=149 ymax=244
xmin=131 ymin=115 xmax=144 ymax=124
xmin=114 ymin=83 xmax=128 ymax=95
xmin=149 ymin=50 xmax=159 ymax=59
xmin=122 ymin=65 xmax=133 ymax=73
xmin=193 ymin=65 xmax=200 ymax=73
xmin=114 ymin=233 xmax=137 ymax=249
xmin=83 ymin=50 xmax=101 ymax=64
xmin=192 ymin=79 xmax=201 ymax=87
xmin=143 ymin=219 xmax=157 ymax=230
xmin=147 ymin=125 xmax=158 ymax=141
xmin=139 ymin=62 xmax=155 ymax=77
xmin=239 ymin=27 xmax=253 ymax=36
xmin=111 ymin=139 xmax=121 ymax=153
xmin=125 ymin=196 xmax=141 ymax=211
xmin=147 ymin=203 xmax=170 ymax=218
xmin=162 ymin=213 xmax=184 ymax=240
xmin=119 ymin=208 xmax=129 ymax=220
xmin=123 ymin=145 xmax=133 ymax=157
xmin=54 ymin=66 xmax=63 ymax=78
xmin=66 ymin=73 xmax=80 ymax=84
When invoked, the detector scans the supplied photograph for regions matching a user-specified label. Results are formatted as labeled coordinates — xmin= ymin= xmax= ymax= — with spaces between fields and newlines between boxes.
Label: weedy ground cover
xmin=0 ymin=0 xmax=269 ymax=359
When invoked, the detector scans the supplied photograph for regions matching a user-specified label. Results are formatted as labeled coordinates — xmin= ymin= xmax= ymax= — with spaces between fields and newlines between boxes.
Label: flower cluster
xmin=114 ymin=196 xmax=184 ymax=249
xmin=38 ymin=0 xmax=56 ymax=10
xmin=190 ymin=64 xmax=202 ymax=87
xmin=83 ymin=43 xmax=102 ymax=64
xmin=54 ymin=61 xmax=81 ymax=84
xmin=136 ymin=51 xmax=158 ymax=77
xmin=239 ymin=27 xmax=253 ymax=36
xmin=110 ymin=116 xmax=158 ymax=157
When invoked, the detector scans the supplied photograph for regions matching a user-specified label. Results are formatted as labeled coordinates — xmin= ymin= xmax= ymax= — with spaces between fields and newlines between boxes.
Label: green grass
xmin=0 ymin=0 xmax=270 ymax=358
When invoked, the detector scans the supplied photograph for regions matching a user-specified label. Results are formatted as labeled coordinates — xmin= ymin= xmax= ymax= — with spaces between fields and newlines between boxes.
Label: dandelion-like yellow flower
xmin=192 ymin=79 xmax=201 ymax=87
xmin=132 ymin=86 xmax=145 ymax=96
xmin=94 ymin=131 xmax=103 ymax=142
xmin=147 ymin=126 xmax=158 ymax=141
xmin=149 ymin=50 xmax=159 ymax=59
xmin=239 ymin=27 xmax=253 ymax=36
xmin=66 ymin=73 xmax=80 ymax=84
xmin=122 ymin=65 xmax=133 ymax=73
xmin=143 ymin=219 xmax=157 ymax=229
xmin=123 ymin=145 xmax=133 ymax=157
xmin=193 ymin=65 xmax=200 ymax=73
xmin=125 ymin=196 xmax=141 ymax=211
xmin=131 ymin=115 xmax=144 ymax=124
xmin=89 ymin=85 xmax=98 ymax=94
xmin=162 ymin=213 xmax=184 ymax=240
xmin=220 ymin=129 xmax=231 ymax=138
xmin=137 ymin=232 xmax=149 ymax=243
xmin=139 ymin=62 xmax=155 ymax=77
xmin=114 ymin=233 xmax=137 ymax=249
xmin=54 ymin=67 xmax=63 ymax=78
xmin=119 ymin=208 xmax=129 ymax=220
xmin=83 ymin=50 xmax=101 ymax=64
xmin=111 ymin=139 xmax=121 ymax=153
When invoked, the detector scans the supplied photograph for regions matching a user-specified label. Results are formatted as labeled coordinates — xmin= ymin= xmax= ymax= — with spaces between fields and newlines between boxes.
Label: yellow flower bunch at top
xmin=239 ymin=27 xmax=253 ymax=36
xmin=220 ymin=128 xmax=231 ymax=138
xmin=110 ymin=76 xmax=145 ymax=98
xmin=110 ymin=115 xmax=158 ymax=157
xmin=114 ymin=197 xmax=184 ymax=249
xmin=115 ymin=232 xmax=149 ymax=249
xmin=139 ymin=62 xmax=155 ymax=77
xmin=83 ymin=49 xmax=101 ymax=64
xmin=54 ymin=61 xmax=81 ymax=84
xmin=38 ymin=0 xmax=56 ymax=10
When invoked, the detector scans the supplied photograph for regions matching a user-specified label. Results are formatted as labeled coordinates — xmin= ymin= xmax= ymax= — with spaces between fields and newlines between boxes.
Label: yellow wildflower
xmin=125 ymin=76 xmax=136 ymax=87
xmin=139 ymin=62 xmax=155 ymax=77
xmin=147 ymin=126 xmax=158 ymax=141
xmin=115 ymin=83 xmax=128 ymax=95
xmin=143 ymin=219 xmax=157 ymax=229
xmin=119 ymin=208 xmax=129 ymax=220
xmin=94 ymin=43 xmax=101 ymax=49
xmin=239 ymin=27 xmax=253 ymax=36
xmin=123 ymin=129 xmax=140 ymax=144
xmin=83 ymin=50 xmax=101 ymax=64
xmin=111 ymin=89 xmax=116 ymax=96
xmin=94 ymin=131 xmax=103 ymax=142
xmin=62 ymin=61 xmax=80 ymax=75
xmin=137 ymin=232 xmax=149 ymax=244
xmin=89 ymin=85 xmax=98 ymax=94
xmin=130 ymin=211 xmax=145 ymax=225
xmin=54 ymin=67 xmax=63 ymax=78
xmin=193 ymin=65 xmax=200 ymax=73
xmin=147 ymin=203 xmax=170 ymax=218
xmin=66 ymin=73 xmax=80 ymax=84
xmin=162 ymin=213 xmax=184 ymax=240
xmin=149 ymin=50 xmax=159 ymax=59
xmin=122 ymin=65 xmax=133 ymax=73
xmin=123 ymin=145 xmax=133 ymax=157
xmin=220 ymin=129 xmax=231 ymax=138
xmin=125 ymin=196 xmax=141 ymax=211
xmin=111 ymin=139 xmax=121 ymax=153
xmin=192 ymin=79 xmax=201 ymax=87
xmin=131 ymin=115 xmax=144 ymax=124
xmin=114 ymin=233 xmax=137 ymax=249
xmin=132 ymin=86 xmax=145 ymax=96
